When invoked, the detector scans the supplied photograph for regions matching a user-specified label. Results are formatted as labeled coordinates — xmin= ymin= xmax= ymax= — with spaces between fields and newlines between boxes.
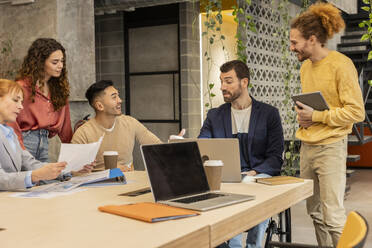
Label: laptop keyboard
xmin=172 ymin=193 xmax=225 ymax=204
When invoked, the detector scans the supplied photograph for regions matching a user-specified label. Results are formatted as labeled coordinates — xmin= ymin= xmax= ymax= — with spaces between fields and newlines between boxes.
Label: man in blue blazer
xmin=198 ymin=60 xmax=284 ymax=248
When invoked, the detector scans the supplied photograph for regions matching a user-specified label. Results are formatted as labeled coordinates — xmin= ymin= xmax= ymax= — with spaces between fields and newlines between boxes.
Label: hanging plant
xmin=359 ymin=0 xmax=372 ymax=86
xmin=200 ymin=0 xmax=227 ymax=109
xmin=272 ymin=0 xmax=312 ymax=176
xmin=192 ymin=0 xmax=257 ymax=110
xmin=232 ymin=0 xmax=256 ymax=64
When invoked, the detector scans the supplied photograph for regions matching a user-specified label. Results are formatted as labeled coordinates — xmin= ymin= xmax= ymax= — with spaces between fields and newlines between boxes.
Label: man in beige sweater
xmin=71 ymin=80 xmax=162 ymax=171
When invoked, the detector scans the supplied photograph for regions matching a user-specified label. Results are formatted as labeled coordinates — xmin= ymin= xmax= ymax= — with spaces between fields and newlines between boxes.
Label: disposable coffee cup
xmin=203 ymin=160 xmax=224 ymax=191
xmin=103 ymin=151 xmax=118 ymax=170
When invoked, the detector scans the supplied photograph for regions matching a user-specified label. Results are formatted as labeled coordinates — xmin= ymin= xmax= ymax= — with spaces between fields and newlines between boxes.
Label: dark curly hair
xmin=16 ymin=38 xmax=70 ymax=111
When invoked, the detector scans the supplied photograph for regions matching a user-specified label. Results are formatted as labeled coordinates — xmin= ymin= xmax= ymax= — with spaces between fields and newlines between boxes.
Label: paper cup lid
xmin=203 ymin=160 xmax=223 ymax=166
xmin=103 ymin=151 xmax=118 ymax=156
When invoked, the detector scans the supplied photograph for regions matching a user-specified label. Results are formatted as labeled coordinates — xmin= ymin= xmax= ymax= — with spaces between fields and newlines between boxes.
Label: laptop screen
xmin=141 ymin=142 xmax=210 ymax=201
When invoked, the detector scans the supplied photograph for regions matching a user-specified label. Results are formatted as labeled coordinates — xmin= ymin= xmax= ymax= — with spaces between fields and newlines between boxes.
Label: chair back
xmin=74 ymin=114 xmax=91 ymax=132
xmin=337 ymin=211 xmax=369 ymax=248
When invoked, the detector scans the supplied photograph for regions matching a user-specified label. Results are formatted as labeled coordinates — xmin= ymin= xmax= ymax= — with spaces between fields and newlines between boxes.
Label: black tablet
xmin=292 ymin=91 xmax=329 ymax=111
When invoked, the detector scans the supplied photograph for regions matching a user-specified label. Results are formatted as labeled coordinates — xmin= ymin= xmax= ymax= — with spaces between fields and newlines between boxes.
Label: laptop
xmin=169 ymin=138 xmax=241 ymax=182
xmin=140 ymin=142 xmax=255 ymax=211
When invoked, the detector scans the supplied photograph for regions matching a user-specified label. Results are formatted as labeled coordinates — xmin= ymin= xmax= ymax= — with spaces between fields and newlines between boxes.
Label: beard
xmin=293 ymin=49 xmax=311 ymax=62
xmin=222 ymin=88 xmax=242 ymax=103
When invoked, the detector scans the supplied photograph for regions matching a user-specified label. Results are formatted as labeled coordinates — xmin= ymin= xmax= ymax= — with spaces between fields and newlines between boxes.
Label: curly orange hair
xmin=291 ymin=2 xmax=345 ymax=45
xmin=16 ymin=38 xmax=70 ymax=111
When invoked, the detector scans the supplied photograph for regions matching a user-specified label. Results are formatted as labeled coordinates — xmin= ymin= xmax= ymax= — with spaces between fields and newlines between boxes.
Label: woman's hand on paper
xmin=32 ymin=162 xmax=67 ymax=182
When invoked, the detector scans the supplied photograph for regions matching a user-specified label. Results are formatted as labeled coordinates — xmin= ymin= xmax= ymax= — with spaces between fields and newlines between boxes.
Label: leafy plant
xmin=272 ymin=0 xmax=303 ymax=176
xmin=200 ymin=0 xmax=227 ymax=109
xmin=194 ymin=0 xmax=256 ymax=110
xmin=232 ymin=0 xmax=257 ymax=63
xmin=0 ymin=37 xmax=19 ymax=79
xmin=359 ymin=0 xmax=372 ymax=86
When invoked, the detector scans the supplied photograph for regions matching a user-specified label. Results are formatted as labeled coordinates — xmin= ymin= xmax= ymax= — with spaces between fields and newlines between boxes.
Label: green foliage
xmin=301 ymin=0 xmax=311 ymax=10
xmin=232 ymin=1 xmax=256 ymax=63
xmin=200 ymin=0 xmax=227 ymax=110
xmin=192 ymin=0 xmax=256 ymax=111
xmin=272 ymin=0 xmax=305 ymax=176
xmin=283 ymin=140 xmax=300 ymax=176
xmin=0 ymin=37 xmax=19 ymax=79
xmin=359 ymin=0 xmax=372 ymax=61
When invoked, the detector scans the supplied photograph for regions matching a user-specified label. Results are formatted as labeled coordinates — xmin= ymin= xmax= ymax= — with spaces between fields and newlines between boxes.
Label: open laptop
xmin=140 ymin=142 xmax=254 ymax=211
xmin=169 ymin=138 xmax=241 ymax=182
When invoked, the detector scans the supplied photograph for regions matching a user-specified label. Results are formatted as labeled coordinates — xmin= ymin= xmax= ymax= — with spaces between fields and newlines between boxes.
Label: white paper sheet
xmin=11 ymin=188 xmax=87 ymax=199
xmin=59 ymin=136 xmax=103 ymax=173
xmin=10 ymin=170 xmax=111 ymax=199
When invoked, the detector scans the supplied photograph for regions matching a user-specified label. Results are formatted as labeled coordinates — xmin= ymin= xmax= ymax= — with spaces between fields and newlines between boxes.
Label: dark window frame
xmin=123 ymin=3 xmax=181 ymax=129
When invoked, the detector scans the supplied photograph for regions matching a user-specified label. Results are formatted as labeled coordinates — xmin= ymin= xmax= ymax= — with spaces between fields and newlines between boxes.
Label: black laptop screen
xmin=141 ymin=142 xmax=210 ymax=201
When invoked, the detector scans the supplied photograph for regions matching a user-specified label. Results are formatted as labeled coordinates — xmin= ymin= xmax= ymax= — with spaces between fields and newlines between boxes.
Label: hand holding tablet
xmin=291 ymin=91 xmax=329 ymax=111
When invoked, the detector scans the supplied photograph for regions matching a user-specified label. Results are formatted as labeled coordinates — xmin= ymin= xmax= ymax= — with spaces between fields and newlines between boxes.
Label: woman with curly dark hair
xmin=9 ymin=38 xmax=72 ymax=162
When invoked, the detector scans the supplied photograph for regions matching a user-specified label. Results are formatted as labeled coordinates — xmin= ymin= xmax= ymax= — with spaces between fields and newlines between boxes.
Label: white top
xmin=231 ymin=106 xmax=252 ymax=134
xmin=101 ymin=119 xmax=116 ymax=132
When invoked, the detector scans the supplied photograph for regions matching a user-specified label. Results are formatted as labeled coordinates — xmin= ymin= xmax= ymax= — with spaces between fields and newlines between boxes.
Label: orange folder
xmin=98 ymin=202 xmax=200 ymax=223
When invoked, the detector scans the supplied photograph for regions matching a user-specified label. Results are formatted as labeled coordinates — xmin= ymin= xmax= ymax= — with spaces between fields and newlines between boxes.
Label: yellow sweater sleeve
xmin=312 ymin=59 xmax=365 ymax=126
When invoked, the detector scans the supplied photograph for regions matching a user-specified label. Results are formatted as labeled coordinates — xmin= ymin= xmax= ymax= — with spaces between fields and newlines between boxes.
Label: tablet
xmin=292 ymin=91 xmax=329 ymax=111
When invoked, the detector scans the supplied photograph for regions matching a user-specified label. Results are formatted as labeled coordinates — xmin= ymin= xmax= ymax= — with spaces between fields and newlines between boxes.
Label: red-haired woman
xmin=0 ymin=79 xmax=92 ymax=190
xmin=0 ymin=79 xmax=68 ymax=190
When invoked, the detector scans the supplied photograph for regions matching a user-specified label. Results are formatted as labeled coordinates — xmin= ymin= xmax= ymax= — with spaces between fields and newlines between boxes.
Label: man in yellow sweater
xmin=72 ymin=80 xmax=162 ymax=171
xmin=290 ymin=2 xmax=364 ymax=247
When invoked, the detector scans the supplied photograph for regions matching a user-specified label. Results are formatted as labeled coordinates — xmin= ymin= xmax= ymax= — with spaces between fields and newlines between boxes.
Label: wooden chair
xmin=268 ymin=211 xmax=369 ymax=248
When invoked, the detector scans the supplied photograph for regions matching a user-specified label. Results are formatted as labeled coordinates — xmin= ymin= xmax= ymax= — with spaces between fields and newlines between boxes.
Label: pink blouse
xmin=8 ymin=78 xmax=72 ymax=148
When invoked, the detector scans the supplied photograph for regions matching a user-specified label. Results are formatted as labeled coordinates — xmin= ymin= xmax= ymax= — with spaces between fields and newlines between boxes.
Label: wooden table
xmin=0 ymin=171 xmax=313 ymax=248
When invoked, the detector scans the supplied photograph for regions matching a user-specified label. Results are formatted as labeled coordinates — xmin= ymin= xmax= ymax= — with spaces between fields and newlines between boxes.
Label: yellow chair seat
xmin=337 ymin=211 xmax=368 ymax=248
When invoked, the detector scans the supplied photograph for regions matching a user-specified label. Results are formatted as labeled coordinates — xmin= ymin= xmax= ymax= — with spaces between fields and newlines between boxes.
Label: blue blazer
xmin=198 ymin=98 xmax=284 ymax=176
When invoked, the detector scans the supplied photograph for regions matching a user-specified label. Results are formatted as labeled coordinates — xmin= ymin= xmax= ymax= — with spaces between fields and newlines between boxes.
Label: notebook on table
xmin=98 ymin=202 xmax=199 ymax=223
xmin=169 ymin=138 xmax=242 ymax=183
xmin=140 ymin=142 xmax=254 ymax=211
xmin=256 ymin=176 xmax=304 ymax=185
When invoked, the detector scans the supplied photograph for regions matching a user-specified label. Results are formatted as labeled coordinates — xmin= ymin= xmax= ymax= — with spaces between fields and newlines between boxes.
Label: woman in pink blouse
xmin=9 ymin=38 xmax=72 ymax=162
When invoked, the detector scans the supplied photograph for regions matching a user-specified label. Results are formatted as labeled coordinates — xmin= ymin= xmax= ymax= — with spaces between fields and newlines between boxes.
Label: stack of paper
xmin=11 ymin=168 xmax=125 ymax=199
